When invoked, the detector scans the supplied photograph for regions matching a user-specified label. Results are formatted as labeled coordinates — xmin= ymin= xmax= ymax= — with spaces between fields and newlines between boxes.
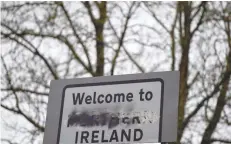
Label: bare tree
xmin=144 ymin=1 xmax=231 ymax=144
xmin=1 ymin=1 xmax=231 ymax=144
xmin=1 ymin=1 xmax=146 ymax=143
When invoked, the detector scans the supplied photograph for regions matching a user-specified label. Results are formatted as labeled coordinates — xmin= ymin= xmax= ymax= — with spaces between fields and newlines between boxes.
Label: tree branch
xmin=1 ymin=88 xmax=49 ymax=96
xmin=182 ymin=58 xmax=231 ymax=133
xmin=190 ymin=2 xmax=207 ymax=38
xmin=82 ymin=2 xmax=96 ymax=25
xmin=1 ymin=56 xmax=45 ymax=132
xmin=170 ymin=3 xmax=179 ymax=71
xmin=210 ymin=138 xmax=231 ymax=144
xmin=110 ymin=2 xmax=136 ymax=75
xmin=143 ymin=2 xmax=170 ymax=33
xmin=59 ymin=2 xmax=93 ymax=74
xmin=1 ymin=104 xmax=45 ymax=132
xmin=200 ymin=10 xmax=231 ymax=143
xmin=2 ymin=24 xmax=96 ymax=76
xmin=1 ymin=23 xmax=59 ymax=79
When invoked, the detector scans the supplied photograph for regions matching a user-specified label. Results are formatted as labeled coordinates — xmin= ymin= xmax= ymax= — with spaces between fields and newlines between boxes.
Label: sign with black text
xmin=43 ymin=71 xmax=179 ymax=144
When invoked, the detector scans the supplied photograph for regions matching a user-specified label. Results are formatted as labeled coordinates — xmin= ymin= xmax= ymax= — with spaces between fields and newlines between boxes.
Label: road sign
xmin=43 ymin=71 xmax=179 ymax=144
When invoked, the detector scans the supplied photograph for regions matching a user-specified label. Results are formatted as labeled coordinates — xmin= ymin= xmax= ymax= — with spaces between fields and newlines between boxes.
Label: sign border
xmin=57 ymin=78 xmax=164 ymax=144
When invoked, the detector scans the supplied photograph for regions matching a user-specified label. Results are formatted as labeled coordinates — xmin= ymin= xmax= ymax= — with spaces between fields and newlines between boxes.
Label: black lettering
xmin=121 ymin=129 xmax=131 ymax=142
xmin=139 ymin=89 xmax=145 ymax=101
xmin=75 ymin=132 xmax=78 ymax=144
xmin=134 ymin=129 xmax=143 ymax=141
xmin=126 ymin=93 xmax=133 ymax=102
xmin=91 ymin=130 xmax=99 ymax=143
xmin=101 ymin=130 xmax=108 ymax=142
xmin=132 ymin=116 xmax=141 ymax=124
xmin=85 ymin=95 xmax=92 ymax=104
xmin=73 ymin=93 xmax=85 ymax=105
xmin=93 ymin=92 xmax=97 ymax=104
xmin=81 ymin=131 xmax=89 ymax=143
xmin=114 ymin=93 xmax=125 ymax=102
xmin=109 ymin=130 xmax=119 ymax=142
xmin=145 ymin=91 xmax=153 ymax=101
xmin=98 ymin=94 xmax=104 ymax=104
xmin=122 ymin=117 xmax=130 ymax=124
xmin=105 ymin=94 xmax=112 ymax=103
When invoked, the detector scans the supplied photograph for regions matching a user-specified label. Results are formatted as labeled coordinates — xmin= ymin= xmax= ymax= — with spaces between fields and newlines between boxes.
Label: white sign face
xmin=58 ymin=79 xmax=164 ymax=144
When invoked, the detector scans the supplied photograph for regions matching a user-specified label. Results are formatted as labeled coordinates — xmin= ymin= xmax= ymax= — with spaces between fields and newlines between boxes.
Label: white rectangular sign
xmin=43 ymin=71 xmax=179 ymax=144
xmin=59 ymin=79 xmax=163 ymax=144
